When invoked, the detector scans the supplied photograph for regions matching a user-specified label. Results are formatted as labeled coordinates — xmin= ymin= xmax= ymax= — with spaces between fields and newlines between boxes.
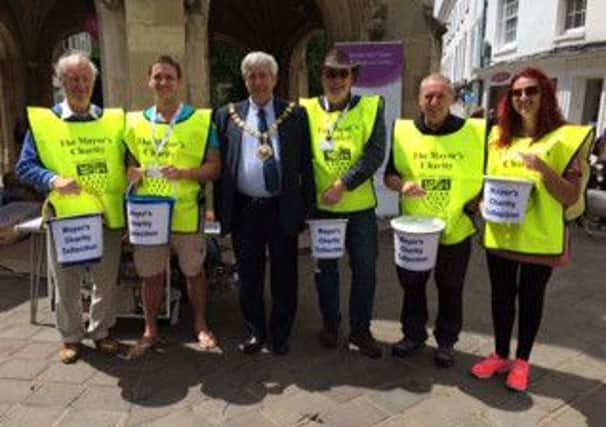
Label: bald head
xmin=418 ymin=73 xmax=455 ymax=129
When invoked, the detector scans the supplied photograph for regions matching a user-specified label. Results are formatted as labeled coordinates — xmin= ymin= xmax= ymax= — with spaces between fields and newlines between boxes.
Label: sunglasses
xmin=511 ymin=86 xmax=540 ymax=98
xmin=323 ymin=68 xmax=351 ymax=80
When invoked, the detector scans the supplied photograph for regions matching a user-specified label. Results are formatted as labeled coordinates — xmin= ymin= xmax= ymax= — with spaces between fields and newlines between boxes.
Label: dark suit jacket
xmin=214 ymin=98 xmax=315 ymax=236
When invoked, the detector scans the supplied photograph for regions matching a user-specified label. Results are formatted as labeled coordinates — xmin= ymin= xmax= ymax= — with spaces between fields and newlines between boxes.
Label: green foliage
xmin=306 ymin=31 xmax=327 ymax=97
xmin=209 ymin=40 xmax=247 ymax=108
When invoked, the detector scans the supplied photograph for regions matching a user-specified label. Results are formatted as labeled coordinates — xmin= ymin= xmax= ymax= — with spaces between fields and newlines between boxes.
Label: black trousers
xmin=231 ymin=193 xmax=298 ymax=345
xmin=486 ymin=252 xmax=552 ymax=361
xmin=396 ymin=237 xmax=471 ymax=347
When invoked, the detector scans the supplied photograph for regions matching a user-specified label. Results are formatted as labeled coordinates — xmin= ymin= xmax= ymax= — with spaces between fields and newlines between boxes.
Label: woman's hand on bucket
xmin=127 ymin=166 xmax=145 ymax=184
xmin=519 ymin=153 xmax=548 ymax=175
xmin=401 ymin=181 xmax=426 ymax=197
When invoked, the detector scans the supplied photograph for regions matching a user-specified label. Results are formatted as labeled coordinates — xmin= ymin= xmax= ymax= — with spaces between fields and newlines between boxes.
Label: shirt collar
xmin=415 ymin=113 xmax=465 ymax=135
xmin=249 ymin=97 xmax=274 ymax=114
xmin=152 ymin=102 xmax=184 ymax=123
xmin=59 ymin=100 xmax=99 ymax=120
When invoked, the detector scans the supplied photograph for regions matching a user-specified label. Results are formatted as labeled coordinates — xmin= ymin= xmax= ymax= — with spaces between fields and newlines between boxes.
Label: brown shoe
xmin=59 ymin=343 xmax=81 ymax=364
xmin=94 ymin=337 xmax=120 ymax=355
xmin=318 ymin=320 xmax=340 ymax=348
xmin=349 ymin=330 xmax=382 ymax=359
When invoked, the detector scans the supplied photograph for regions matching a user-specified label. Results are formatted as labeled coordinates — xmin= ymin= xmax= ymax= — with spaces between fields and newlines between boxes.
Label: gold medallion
xmin=257 ymin=144 xmax=273 ymax=161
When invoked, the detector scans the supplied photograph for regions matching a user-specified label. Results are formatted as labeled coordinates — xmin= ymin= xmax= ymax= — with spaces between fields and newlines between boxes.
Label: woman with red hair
xmin=471 ymin=67 xmax=593 ymax=392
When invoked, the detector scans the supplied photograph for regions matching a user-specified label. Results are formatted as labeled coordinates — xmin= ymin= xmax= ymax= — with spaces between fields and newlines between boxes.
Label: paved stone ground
xmin=0 ymin=226 xmax=604 ymax=427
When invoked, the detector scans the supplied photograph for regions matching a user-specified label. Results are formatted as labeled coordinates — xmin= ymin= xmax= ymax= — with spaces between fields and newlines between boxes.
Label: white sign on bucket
xmin=126 ymin=195 xmax=174 ymax=246
xmin=307 ymin=219 xmax=348 ymax=259
xmin=48 ymin=214 xmax=104 ymax=267
xmin=483 ymin=176 xmax=533 ymax=224
xmin=390 ymin=216 xmax=446 ymax=271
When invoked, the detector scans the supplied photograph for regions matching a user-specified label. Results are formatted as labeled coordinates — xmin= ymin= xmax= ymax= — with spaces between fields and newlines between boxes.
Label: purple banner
xmin=336 ymin=42 xmax=404 ymax=88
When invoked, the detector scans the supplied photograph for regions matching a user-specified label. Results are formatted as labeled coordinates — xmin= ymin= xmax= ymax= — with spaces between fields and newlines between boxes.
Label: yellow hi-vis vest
xmin=300 ymin=96 xmax=381 ymax=213
xmin=124 ymin=109 xmax=211 ymax=233
xmin=28 ymin=107 xmax=127 ymax=228
xmin=392 ymin=118 xmax=486 ymax=245
xmin=484 ymin=125 xmax=594 ymax=255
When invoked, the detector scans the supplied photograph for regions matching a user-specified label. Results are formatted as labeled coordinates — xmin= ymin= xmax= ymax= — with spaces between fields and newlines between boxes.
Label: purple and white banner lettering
xmin=337 ymin=41 xmax=404 ymax=217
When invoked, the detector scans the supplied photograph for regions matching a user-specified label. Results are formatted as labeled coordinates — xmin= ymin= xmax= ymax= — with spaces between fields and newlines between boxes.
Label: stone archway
xmin=0 ymin=9 xmax=25 ymax=173
xmin=204 ymin=0 xmax=378 ymax=102
xmin=208 ymin=0 xmax=323 ymax=99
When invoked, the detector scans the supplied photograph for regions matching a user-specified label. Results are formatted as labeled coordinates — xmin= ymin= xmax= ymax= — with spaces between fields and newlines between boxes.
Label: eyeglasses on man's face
xmin=322 ymin=68 xmax=351 ymax=80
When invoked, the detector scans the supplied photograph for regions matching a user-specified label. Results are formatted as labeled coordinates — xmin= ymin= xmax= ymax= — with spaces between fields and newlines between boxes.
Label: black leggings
xmin=486 ymin=252 xmax=553 ymax=361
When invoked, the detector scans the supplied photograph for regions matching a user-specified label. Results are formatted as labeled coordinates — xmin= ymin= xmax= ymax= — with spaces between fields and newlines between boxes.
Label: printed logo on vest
xmin=421 ymin=177 xmax=451 ymax=213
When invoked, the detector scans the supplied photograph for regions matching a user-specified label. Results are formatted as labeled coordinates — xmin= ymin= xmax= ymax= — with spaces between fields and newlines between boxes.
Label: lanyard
xmin=150 ymin=103 xmax=183 ymax=157
xmin=322 ymin=96 xmax=351 ymax=141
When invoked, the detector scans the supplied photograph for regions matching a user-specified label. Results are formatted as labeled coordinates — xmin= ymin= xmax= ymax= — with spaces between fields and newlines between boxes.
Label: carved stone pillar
xmin=123 ymin=0 xmax=186 ymax=109
xmin=0 ymin=23 xmax=25 ymax=172
xmin=184 ymin=0 xmax=211 ymax=107
xmin=288 ymin=31 xmax=315 ymax=100
xmin=94 ymin=0 xmax=129 ymax=107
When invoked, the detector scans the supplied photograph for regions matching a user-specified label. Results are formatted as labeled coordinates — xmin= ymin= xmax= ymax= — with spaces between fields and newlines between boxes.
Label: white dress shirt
xmin=236 ymin=98 xmax=282 ymax=197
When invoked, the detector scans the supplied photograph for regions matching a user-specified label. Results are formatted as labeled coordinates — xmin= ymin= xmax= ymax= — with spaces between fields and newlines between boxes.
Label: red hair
xmin=496 ymin=67 xmax=566 ymax=147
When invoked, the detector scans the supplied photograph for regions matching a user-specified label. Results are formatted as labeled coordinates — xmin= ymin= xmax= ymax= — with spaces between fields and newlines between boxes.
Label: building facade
xmin=0 ymin=0 xmax=444 ymax=174
xmin=436 ymin=0 xmax=606 ymax=136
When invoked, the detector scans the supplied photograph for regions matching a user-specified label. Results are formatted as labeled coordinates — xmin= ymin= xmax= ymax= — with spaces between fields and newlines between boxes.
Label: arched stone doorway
xmin=0 ymin=5 xmax=24 ymax=174
xmin=208 ymin=0 xmax=324 ymax=101
xmin=0 ymin=0 xmax=99 ymax=173
xmin=205 ymin=0 xmax=378 ymax=103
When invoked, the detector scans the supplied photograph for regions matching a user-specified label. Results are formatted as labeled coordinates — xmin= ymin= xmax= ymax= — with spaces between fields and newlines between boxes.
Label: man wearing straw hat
xmin=16 ymin=51 xmax=127 ymax=364
xmin=124 ymin=55 xmax=220 ymax=357
xmin=300 ymin=47 xmax=386 ymax=359
xmin=384 ymin=74 xmax=486 ymax=368
xmin=215 ymin=51 xmax=314 ymax=356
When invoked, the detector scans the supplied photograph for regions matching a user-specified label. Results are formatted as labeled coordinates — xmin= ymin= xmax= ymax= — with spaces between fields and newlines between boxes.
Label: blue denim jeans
xmin=314 ymin=208 xmax=378 ymax=335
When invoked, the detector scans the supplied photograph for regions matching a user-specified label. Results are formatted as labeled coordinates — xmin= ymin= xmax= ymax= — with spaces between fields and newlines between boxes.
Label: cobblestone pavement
xmin=0 ymin=226 xmax=604 ymax=426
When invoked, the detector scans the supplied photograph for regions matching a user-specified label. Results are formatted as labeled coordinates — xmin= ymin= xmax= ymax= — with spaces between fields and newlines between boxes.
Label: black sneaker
xmin=391 ymin=337 xmax=425 ymax=358
xmin=434 ymin=345 xmax=455 ymax=368
xmin=349 ymin=330 xmax=382 ymax=359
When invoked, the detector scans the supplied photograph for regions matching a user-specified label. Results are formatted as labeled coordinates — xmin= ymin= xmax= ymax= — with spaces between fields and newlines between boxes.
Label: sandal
xmin=94 ymin=337 xmax=120 ymax=355
xmin=197 ymin=329 xmax=218 ymax=350
xmin=59 ymin=343 xmax=81 ymax=364
xmin=127 ymin=336 xmax=159 ymax=360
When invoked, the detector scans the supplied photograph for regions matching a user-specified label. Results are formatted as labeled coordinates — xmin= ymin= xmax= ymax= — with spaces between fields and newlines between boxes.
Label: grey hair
xmin=241 ymin=51 xmax=278 ymax=78
xmin=54 ymin=50 xmax=98 ymax=84
xmin=420 ymin=73 xmax=454 ymax=93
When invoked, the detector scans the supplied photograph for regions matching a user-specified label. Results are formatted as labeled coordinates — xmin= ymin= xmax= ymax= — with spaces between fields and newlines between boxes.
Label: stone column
xmin=0 ymin=37 xmax=25 ymax=172
xmin=94 ymin=0 xmax=129 ymax=108
xmin=184 ymin=0 xmax=211 ymax=107
xmin=123 ymin=0 xmax=186 ymax=109
xmin=288 ymin=31 xmax=314 ymax=100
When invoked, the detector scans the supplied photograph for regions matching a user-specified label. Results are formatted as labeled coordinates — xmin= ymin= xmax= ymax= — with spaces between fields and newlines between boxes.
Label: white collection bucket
xmin=126 ymin=195 xmax=175 ymax=246
xmin=48 ymin=214 xmax=104 ymax=267
xmin=307 ymin=219 xmax=348 ymax=259
xmin=482 ymin=176 xmax=533 ymax=224
xmin=390 ymin=216 xmax=446 ymax=271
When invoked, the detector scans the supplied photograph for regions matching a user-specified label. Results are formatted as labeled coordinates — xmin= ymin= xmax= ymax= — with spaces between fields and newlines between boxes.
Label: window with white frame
xmin=499 ymin=0 xmax=518 ymax=45
xmin=564 ymin=0 xmax=586 ymax=30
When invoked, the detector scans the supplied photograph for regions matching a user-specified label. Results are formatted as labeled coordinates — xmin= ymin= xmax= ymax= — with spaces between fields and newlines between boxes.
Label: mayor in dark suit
xmin=214 ymin=51 xmax=314 ymax=355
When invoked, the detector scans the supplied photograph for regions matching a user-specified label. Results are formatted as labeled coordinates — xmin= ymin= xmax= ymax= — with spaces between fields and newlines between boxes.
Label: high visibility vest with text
xmin=28 ymin=107 xmax=127 ymax=228
xmin=300 ymin=96 xmax=381 ymax=213
xmin=392 ymin=118 xmax=486 ymax=244
xmin=484 ymin=125 xmax=593 ymax=255
xmin=124 ymin=109 xmax=211 ymax=233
